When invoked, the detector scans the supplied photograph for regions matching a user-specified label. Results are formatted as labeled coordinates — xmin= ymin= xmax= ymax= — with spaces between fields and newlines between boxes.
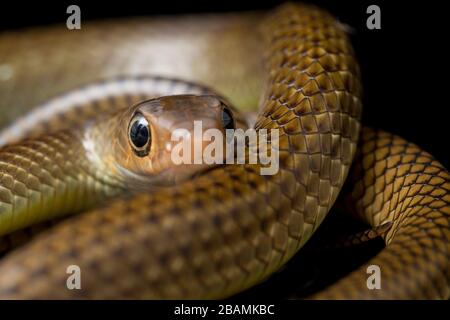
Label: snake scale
xmin=0 ymin=3 xmax=448 ymax=299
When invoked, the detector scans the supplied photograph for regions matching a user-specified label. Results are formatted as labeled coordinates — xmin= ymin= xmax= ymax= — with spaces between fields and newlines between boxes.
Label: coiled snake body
xmin=0 ymin=3 xmax=448 ymax=299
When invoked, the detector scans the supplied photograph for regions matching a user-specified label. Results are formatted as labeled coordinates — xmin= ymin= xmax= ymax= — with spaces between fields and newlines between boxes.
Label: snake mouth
xmin=190 ymin=162 xmax=227 ymax=179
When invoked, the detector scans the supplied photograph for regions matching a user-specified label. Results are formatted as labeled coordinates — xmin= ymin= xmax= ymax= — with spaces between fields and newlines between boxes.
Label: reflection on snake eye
xmin=222 ymin=107 xmax=235 ymax=130
xmin=128 ymin=114 xmax=151 ymax=157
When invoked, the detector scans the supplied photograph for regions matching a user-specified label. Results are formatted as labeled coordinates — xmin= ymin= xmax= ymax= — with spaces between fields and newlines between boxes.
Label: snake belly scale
xmin=0 ymin=3 xmax=448 ymax=299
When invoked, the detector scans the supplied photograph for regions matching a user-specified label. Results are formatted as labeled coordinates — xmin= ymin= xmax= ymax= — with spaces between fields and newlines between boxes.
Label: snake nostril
xmin=221 ymin=108 xmax=235 ymax=131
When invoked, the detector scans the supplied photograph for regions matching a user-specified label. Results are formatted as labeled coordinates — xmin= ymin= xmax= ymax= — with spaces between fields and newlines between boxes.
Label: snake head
xmin=101 ymin=94 xmax=245 ymax=188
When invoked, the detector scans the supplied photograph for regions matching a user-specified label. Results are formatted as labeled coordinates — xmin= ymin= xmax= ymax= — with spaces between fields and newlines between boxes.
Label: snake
xmin=0 ymin=3 xmax=448 ymax=299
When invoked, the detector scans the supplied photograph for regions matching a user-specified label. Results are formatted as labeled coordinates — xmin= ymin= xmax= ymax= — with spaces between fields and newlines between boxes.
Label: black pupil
xmin=130 ymin=119 xmax=149 ymax=149
xmin=222 ymin=108 xmax=234 ymax=130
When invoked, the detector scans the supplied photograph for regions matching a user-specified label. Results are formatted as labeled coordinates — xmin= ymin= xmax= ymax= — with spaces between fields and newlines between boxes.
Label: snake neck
xmin=0 ymin=129 xmax=127 ymax=237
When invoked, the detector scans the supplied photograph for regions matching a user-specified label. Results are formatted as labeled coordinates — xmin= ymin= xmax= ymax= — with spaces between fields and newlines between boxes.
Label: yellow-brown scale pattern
xmin=0 ymin=3 xmax=447 ymax=299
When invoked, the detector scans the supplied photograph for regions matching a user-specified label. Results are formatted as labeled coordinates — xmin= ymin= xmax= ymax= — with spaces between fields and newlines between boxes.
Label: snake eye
xmin=128 ymin=113 xmax=151 ymax=157
xmin=221 ymin=107 xmax=235 ymax=130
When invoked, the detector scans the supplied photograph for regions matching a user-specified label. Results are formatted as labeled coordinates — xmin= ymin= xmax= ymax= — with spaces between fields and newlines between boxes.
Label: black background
xmin=0 ymin=0 xmax=448 ymax=169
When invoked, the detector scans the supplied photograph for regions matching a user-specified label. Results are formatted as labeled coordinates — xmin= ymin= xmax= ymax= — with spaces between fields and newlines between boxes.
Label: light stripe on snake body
xmin=0 ymin=76 xmax=251 ymax=254
xmin=0 ymin=3 xmax=448 ymax=299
